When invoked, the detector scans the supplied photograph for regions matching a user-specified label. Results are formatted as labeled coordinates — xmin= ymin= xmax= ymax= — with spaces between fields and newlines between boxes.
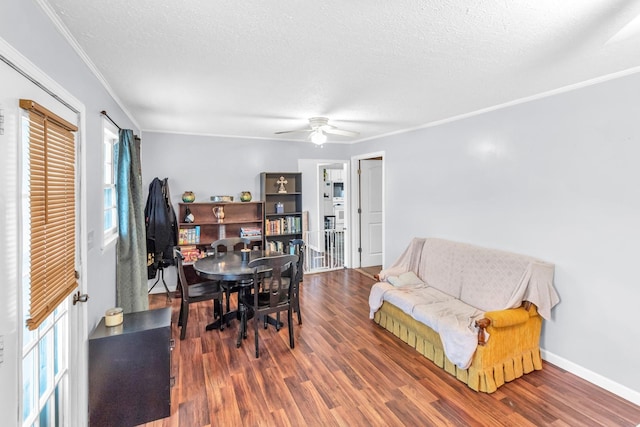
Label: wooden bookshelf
xmin=260 ymin=172 xmax=303 ymax=252
xmin=176 ymin=201 xmax=264 ymax=260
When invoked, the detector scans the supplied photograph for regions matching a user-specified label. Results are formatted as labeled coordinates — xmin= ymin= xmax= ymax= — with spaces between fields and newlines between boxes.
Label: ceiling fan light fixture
xmin=275 ymin=116 xmax=358 ymax=143
xmin=311 ymin=129 xmax=327 ymax=145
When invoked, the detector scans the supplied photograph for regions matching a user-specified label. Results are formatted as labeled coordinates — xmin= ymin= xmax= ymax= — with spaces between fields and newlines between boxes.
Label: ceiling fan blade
xmin=274 ymin=129 xmax=313 ymax=135
xmin=324 ymin=127 xmax=359 ymax=137
xmin=276 ymin=117 xmax=358 ymax=139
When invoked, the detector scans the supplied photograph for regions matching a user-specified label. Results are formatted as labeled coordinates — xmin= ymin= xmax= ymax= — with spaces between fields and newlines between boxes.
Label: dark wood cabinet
xmin=89 ymin=307 xmax=173 ymax=427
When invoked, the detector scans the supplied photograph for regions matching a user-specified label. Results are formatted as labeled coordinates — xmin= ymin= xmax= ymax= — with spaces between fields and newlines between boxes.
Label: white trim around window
xmin=102 ymin=119 xmax=118 ymax=249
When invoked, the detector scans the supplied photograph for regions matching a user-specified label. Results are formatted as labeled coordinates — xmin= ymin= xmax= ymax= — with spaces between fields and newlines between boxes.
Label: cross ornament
xmin=276 ymin=176 xmax=288 ymax=193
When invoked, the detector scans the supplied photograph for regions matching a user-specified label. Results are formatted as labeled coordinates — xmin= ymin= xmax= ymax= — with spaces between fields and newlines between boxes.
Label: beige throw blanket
xmin=368 ymin=280 xmax=484 ymax=369
xmin=378 ymin=238 xmax=559 ymax=320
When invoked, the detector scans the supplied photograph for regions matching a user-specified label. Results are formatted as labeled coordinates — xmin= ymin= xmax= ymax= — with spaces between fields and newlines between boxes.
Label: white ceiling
xmin=42 ymin=0 xmax=640 ymax=143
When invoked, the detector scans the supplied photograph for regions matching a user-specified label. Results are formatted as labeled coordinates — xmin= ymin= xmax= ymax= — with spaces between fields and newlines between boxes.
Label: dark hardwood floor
xmin=143 ymin=269 xmax=640 ymax=427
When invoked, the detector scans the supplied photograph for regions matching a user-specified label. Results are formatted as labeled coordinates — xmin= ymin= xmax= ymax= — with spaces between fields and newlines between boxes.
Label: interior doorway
xmin=298 ymin=159 xmax=350 ymax=273
xmin=351 ymin=152 xmax=384 ymax=268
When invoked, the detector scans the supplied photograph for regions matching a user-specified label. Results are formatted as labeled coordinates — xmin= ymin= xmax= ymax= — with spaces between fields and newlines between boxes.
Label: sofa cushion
xmin=383 ymin=285 xmax=453 ymax=314
xmin=387 ymin=271 xmax=425 ymax=287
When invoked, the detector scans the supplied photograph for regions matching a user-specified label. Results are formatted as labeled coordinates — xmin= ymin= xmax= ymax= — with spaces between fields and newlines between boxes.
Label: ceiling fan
xmin=275 ymin=117 xmax=359 ymax=145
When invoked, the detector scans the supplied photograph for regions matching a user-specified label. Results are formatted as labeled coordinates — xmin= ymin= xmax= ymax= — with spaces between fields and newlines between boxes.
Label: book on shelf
xmin=178 ymin=226 xmax=201 ymax=245
xmin=266 ymin=240 xmax=285 ymax=253
xmin=265 ymin=216 xmax=301 ymax=236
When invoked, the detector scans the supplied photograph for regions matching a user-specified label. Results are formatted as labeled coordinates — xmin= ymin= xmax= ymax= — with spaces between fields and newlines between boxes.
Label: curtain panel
xmin=115 ymin=129 xmax=148 ymax=312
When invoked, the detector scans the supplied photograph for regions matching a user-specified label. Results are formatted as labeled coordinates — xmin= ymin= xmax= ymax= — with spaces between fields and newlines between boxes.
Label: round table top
xmin=193 ymin=250 xmax=279 ymax=281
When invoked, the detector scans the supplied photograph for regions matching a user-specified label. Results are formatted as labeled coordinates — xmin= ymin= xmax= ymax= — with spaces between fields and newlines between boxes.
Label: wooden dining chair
xmin=241 ymin=254 xmax=299 ymax=358
xmin=287 ymin=239 xmax=305 ymax=325
xmin=211 ymin=237 xmax=251 ymax=325
xmin=259 ymin=239 xmax=305 ymax=329
xmin=174 ymin=247 xmax=224 ymax=339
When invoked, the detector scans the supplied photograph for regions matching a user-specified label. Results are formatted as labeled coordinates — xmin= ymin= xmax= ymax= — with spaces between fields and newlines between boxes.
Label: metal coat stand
xmin=148 ymin=259 xmax=172 ymax=301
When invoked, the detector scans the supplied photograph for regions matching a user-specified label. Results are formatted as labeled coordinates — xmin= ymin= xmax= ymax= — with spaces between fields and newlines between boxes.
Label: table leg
xmin=206 ymin=311 xmax=238 ymax=331
xmin=265 ymin=315 xmax=284 ymax=330
xmin=236 ymin=306 xmax=245 ymax=347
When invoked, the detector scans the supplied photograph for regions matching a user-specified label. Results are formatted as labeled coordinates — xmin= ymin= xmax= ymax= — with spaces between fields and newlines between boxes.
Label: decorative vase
xmin=182 ymin=191 xmax=195 ymax=203
xmin=240 ymin=191 xmax=252 ymax=202
xmin=213 ymin=206 xmax=225 ymax=222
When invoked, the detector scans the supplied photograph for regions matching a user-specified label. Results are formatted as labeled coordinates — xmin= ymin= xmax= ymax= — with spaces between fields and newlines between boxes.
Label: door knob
xmin=72 ymin=291 xmax=89 ymax=305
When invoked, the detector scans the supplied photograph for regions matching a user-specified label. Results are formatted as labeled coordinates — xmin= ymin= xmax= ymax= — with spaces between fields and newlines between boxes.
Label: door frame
xmin=350 ymin=151 xmax=385 ymax=269
xmin=298 ymin=158 xmax=350 ymax=270
xmin=1 ymin=38 xmax=88 ymax=427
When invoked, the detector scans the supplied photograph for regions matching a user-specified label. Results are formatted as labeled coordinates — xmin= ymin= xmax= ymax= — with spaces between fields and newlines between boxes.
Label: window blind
xmin=20 ymin=99 xmax=78 ymax=330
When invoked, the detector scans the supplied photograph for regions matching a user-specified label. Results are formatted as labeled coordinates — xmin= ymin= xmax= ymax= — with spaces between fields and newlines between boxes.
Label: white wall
xmin=348 ymin=71 xmax=640 ymax=401
xmin=298 ymin=159 xmax=321 ymax=233
xmin=142 ymin=132 xmax=347 ymax=202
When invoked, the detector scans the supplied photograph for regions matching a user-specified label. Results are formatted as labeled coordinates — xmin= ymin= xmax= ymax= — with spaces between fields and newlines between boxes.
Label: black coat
xmin=145 ymin=177 xmax=177 ymax=278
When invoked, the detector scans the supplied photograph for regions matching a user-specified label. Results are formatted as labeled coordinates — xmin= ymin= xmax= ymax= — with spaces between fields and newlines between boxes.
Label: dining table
xmin=193 ymin=249 xmax=282 ymax=346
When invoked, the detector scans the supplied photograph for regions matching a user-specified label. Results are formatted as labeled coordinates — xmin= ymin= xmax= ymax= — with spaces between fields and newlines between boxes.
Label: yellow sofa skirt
xmin=373 ymin=301 xmax=543 ymax=393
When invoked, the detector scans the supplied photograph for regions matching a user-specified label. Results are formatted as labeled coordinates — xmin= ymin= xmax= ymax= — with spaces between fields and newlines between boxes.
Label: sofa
xmin=369 ymin=238 xmax=559 ymax=393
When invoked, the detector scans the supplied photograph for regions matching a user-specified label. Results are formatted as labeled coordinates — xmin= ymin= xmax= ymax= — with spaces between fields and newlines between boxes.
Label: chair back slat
xmin=211 ymin=237 xmax=250 ymax=254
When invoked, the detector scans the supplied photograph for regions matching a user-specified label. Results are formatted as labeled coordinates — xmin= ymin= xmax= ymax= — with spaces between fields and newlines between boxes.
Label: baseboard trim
xmin=541 ymin=349 xmax=640 ymax=406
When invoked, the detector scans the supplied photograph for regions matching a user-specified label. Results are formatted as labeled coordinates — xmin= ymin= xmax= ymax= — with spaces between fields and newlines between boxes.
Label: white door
xmin=1 ymin=48 xmax=86 ymax=427
xmin=359 ymin=159 xmax=383 ymax=267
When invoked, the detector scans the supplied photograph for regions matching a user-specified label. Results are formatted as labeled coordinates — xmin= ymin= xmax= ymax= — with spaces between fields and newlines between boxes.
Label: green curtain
xmin=115 ymin=129 xmax=149 ymax=312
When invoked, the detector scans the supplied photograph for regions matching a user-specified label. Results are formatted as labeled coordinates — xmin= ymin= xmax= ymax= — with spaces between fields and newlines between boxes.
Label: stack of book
xmin=178 ymin=226 xmax=200 ymax=245
xmin=180 ymin=245 xmax=204 ymax=263
xmin=240 ymin=226 xmax=262 ymax=239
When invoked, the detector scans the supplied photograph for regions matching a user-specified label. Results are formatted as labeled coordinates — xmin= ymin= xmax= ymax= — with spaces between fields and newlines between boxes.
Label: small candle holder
xmin=241 ymin=248 xmax=251 ymax=263
xmin=105 ymin=307 xmax=123 ymax=327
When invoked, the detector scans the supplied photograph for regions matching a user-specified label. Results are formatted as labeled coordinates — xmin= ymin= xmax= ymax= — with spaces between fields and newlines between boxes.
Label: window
xmin=103 ymin=120 xmax=118 ymax=247
xmin=20 ymin=99 xmax=77 ymax=426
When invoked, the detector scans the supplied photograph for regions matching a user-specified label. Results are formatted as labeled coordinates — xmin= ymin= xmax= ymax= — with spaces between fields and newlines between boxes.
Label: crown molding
xmin=35 ymin=0 xmax=140 ymax=131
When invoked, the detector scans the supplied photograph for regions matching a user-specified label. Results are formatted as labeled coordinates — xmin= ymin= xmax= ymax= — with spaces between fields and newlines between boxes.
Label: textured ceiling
xmin=42 ymin=0 xmax=640 ymax=143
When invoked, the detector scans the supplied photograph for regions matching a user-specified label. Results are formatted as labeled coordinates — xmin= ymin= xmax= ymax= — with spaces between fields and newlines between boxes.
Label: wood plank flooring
xmin=142 ymin=269 xmax=640 ymax=426
xmin=354 ymin=265 xmax=381 ymax=280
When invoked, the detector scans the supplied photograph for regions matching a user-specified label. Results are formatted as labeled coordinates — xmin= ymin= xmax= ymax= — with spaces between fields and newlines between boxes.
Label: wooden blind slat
xmin=22 ymin=99 xmax=78 ymax=330
xmin=26 ymin=282 xmax=77 ymax=330
xmin=29 ymin=272 xmax=75 ymax=298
